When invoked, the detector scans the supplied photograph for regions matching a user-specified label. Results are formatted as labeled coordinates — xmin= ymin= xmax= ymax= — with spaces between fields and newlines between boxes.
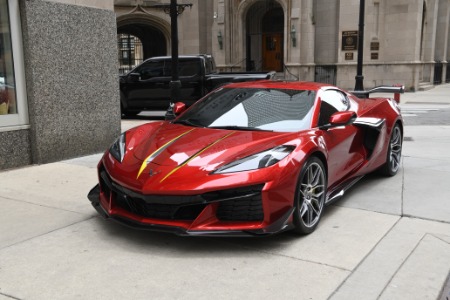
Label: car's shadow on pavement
xmin=89 ymin=205 xmax=344 ymax=257
xmin=91 ymin=215 xmax=312 ymax=256
xmin=89 ymin=175 xmax=393 ymax=255
xmin=330 ymin=170 xmax=403 ymax=216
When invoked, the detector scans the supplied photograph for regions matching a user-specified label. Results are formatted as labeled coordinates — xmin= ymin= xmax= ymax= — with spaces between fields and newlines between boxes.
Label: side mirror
xmin=165 ymin=102 xmax=187 ymax=120
xmin=320 ymin=111 xmax=357 ymax=130
xmin=173 ymin=102 xmax=187 ymax=115
xmin=128 ymin=72 xmax=140 ymax=82
xmin=329 ymin=111 xmax=357 ymax=126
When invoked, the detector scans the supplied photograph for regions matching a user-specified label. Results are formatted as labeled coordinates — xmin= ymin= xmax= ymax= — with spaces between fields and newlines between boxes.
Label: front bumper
xmin=87 ymin=184 xmax=294 ymax=237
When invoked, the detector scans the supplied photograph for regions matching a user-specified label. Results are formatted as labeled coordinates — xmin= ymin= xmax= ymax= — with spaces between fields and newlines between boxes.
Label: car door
xmin=123 ymin=60 xmax=171 ymax=110
xmin=178 ymin=59 xmax=202 ymax=105
xmin=317 ymin=90 xmax=365 ymax=187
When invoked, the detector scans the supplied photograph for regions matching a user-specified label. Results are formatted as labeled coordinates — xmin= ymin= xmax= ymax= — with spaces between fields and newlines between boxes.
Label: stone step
xmin=418 ymin=82 xmax=435 ymax=91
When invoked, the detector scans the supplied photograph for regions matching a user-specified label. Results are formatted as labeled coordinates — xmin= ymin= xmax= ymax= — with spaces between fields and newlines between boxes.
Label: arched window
xmin=117 ymin=33 xmax=143 ymax=74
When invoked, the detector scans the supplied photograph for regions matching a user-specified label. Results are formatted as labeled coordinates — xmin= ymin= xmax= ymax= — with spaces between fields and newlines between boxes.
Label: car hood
xmin=130 ymin=122 xmax=298 ymax=170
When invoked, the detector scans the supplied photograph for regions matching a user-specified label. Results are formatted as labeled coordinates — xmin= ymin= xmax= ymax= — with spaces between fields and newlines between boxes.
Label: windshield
xmin=175 ymin=87 xmax=316 ymax=132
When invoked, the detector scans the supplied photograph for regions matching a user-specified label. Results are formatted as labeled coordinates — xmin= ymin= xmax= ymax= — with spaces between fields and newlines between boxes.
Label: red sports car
xmin=88 ymin=81 xmax=403 ymax=236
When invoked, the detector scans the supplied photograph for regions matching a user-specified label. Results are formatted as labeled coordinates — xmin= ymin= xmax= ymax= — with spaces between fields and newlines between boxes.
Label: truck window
xmin=205 ymin=59 xmax=212 ymax=74
xmin=179 ymin=60 xmax=200 ymax=76
xmin=135 ymin=61 xmax=165 ymax=80
xmin=164 ymin=60 xmax=200 ymax=77
xmin=206 ymin=57 xmax=216 ymax=74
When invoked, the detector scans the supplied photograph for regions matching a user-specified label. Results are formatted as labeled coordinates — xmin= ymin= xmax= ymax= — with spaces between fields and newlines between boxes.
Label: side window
xmin=318 ymin=90 xmax=349 ymax=126
xmin=135 ymin=61 xmax=164 ymax=80
xmin=205 ymin=59 xmax=212 ymax=74
xmin=179 ymin=60 xmax=200 ymax=77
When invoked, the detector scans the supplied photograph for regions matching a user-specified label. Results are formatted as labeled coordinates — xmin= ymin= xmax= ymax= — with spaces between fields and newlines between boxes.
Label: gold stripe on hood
xmin=159 ymin=131 xmax=235 ymax=183
xmin=136 ymin=128 xmax=195 ymax=179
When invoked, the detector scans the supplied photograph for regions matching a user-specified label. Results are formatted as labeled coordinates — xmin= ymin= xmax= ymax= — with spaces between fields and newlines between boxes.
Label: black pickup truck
xmin=119 ymin=55 xmax=276 ymax=115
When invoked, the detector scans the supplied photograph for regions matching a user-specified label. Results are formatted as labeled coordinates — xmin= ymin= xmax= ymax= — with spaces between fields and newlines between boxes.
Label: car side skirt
xmin=325 ymin=175 xmax=364 ymax=205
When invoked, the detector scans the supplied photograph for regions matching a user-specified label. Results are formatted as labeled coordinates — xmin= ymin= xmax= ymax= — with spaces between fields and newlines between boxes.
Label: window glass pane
xmin=179 ymin=60 xmax=200 ymax=76
xmin=318 ymin=90 xmax=350 ymax=126
xmin=0 ymin=0 xmax=17 ymax=116
xmin=178 ymin=88 xmax=316 ymax=132
xmin=321 ymin=90 xmax=348 ymax=112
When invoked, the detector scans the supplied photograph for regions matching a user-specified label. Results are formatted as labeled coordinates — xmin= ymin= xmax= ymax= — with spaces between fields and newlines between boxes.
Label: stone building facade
xmin=1 ymin=0 xmax=449 ymax=170
xmin=116 ymin=0 xmax=450 ymax=91
xmin=0 ymin=0 xmax=120 ymax=170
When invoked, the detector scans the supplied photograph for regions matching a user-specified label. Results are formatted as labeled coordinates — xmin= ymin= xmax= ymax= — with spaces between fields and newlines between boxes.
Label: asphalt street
xmin=0 ymin=84 xmax=449 ymax=300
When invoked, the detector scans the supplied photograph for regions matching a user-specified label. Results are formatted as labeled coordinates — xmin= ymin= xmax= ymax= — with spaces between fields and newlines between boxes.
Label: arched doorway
xmin=117 ymin=21 xmax=167 ymax=74
xmin=246 ymin=0 xmax=284 ymax=72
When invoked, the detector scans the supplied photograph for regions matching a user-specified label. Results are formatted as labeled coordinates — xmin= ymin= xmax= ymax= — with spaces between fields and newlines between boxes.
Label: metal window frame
xmin=0 ymin=0 xmax=29 ymax=131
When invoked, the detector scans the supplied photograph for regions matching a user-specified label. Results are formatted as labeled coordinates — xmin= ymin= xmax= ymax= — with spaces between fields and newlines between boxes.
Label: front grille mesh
xmin=217 ymin=197 xmax=264 ymax=221
xmin=99 ymin=165 xmax=264 ymax=222
xmin=114 ymin=193 xmax=207 ymax=220
xmin=215 ymin=186 xmax=264 ymax=221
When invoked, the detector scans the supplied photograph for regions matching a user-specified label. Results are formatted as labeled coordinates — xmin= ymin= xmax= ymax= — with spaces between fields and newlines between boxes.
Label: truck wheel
xmin=120 ymin=104 xmax=140 ymax=117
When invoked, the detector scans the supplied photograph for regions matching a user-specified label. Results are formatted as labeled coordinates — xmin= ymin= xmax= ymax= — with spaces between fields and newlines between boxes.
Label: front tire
xmin=379 ymin=123 xmax=402 ymax=176
xmin=293 ymin=157 xmax=327 ymax=235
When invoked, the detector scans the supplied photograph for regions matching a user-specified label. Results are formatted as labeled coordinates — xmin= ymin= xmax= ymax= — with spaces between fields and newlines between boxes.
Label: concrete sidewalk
xmin=0 ymin=85 xmax=449 ymax=300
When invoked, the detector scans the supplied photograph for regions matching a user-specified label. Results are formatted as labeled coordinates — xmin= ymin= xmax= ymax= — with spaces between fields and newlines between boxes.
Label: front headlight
xmin=109 ymin=133 xmax=126 ymax=162
xmin=213 ymin=145 xmax=295 ymax=174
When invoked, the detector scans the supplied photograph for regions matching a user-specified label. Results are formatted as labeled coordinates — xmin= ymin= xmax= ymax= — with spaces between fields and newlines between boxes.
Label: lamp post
xmin=150 ymin=0 xmax=192 ymax=119
xmin=169 ymin=0 xmax=181 ymax=111
xmin=355 ymin=0 xmax=365 ymax=91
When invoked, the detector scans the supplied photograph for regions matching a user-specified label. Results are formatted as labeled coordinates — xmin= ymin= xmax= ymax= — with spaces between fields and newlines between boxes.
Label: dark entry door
xmin=262 ymin=33 xmax=283 ymax=72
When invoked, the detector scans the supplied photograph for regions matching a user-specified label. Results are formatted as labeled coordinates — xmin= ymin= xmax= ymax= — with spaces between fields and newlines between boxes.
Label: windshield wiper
xmin=173 ymin=119 xmax=204 ymax=127
xmin=208 ymin=125 xmax=273 ymax=132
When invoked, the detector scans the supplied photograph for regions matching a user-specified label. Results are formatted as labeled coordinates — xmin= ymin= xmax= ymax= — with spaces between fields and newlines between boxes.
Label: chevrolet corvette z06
xmin=88 ymin=81 xmax=403 ymax=236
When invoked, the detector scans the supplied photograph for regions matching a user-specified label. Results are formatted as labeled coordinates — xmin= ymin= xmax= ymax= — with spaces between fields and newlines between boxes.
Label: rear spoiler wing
xmin=350 ymin=85 xmax=405 ymax=102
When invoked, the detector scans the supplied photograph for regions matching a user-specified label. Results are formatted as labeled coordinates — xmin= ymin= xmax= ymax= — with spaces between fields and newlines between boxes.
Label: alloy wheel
xmin=389 ymin=125 xmax=402 ymax=173
xmin=299 ymin=161 xmax=325 ymax=228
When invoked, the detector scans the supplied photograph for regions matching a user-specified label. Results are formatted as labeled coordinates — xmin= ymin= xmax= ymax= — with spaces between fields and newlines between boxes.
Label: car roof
xmin=222 ymin=80 xmax=335 ymax=91
xmin=146 ymin=55 xmax=208 ymax=60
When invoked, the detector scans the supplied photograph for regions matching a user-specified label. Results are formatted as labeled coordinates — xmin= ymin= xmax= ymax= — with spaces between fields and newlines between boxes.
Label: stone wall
xmin=16 ymin=0 xmax=120 ymax=166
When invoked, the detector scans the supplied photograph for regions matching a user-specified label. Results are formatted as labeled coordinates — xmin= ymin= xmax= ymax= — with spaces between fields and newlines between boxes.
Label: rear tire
xmin=293 ymin=157 xmax=327 ymax=235
xmin=379 ymin=124 xmax=402 ymax=177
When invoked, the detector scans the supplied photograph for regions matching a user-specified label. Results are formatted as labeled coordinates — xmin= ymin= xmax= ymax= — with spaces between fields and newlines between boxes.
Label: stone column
xmin=435 ymin=0 xmax=450 ymax=82
xmin=20 ymin=0 xmax=120 ymax=164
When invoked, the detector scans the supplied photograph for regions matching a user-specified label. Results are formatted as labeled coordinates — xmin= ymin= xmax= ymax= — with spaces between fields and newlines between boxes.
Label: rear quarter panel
xmin=354 ymin=96 xmax=403 ymax=174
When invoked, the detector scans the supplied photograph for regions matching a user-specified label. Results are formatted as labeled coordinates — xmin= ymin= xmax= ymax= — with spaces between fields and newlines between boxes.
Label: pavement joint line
xmin=403 ymin=155 xmax=450 ymax=162
xmin=401 ymin=159 xmax=405 ymax=217
xmin=401 ymin=214 xmax=450 ymax=225
xmin=331 ymin=203 xmax=402 ymax=217
xmin=0 ymin=194 xmax=88 ymax=216
xmin=329 ymin=216 xmax=402 ymax=299
xmin=218 ymin=239 xmax=353 ymax=272
xmin=428 ymin=233 xmax=450 ymax=245
xmin=0 ymin=216 xmax=97 ymax=252
xmin=0 ymin=292 xmax=21 ymax=300
xmin=376 ymin=233 xmax=428 ymax=299
xmin=439 ymin=271 xmax=450 ymax=300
